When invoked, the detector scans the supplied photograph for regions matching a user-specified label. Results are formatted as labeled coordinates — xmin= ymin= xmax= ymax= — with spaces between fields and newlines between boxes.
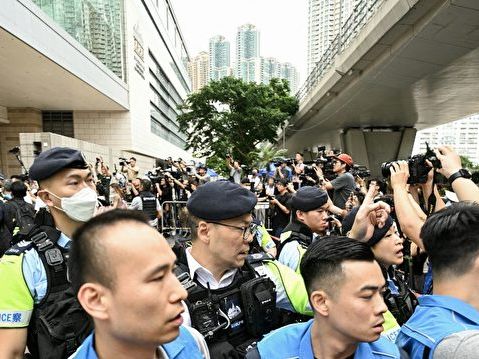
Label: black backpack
xmin=6 ymin=200 xmax=35 ymax=241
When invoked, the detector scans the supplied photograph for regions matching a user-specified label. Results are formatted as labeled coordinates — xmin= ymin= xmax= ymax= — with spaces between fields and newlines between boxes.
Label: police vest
xmin=277 ymin=221 xmax=313 ymax=257
xmin=140 ymin=191 xmax=157 ymax=220
xmin=175 ymin=251 xmax=277 ymax=357
xmin=382 ymin=267 xmax=417 ymax=326
xmin=5 ymin=225 xmax=93 ymax=359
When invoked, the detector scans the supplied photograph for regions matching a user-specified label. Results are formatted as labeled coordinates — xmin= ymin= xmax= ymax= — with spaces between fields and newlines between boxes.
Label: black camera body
xmin=381 ymin=143 xmax=441 ymax=184
xmin=351 ymin=165 xmax=371 ymax=178
xmin=119 ymin=157 xmax=128 ymax=166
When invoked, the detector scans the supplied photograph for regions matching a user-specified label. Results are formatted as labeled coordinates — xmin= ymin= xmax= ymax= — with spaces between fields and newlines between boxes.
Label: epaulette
xmin=246 ymin=252 xmax=274 ymax=265
xmin=279 ymin=231 xmax=292 ymax=242
xmin=4 ymin=240 xmax=34 ymax=256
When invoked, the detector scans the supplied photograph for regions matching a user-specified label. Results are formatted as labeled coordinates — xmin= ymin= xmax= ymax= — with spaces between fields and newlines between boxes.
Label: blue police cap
xmin=291 ymin=186 xmax=328 ymax=211
xmin=341 ymin=206 xmax=394 ymax=246
xmin=29 ymin=147 xmax=88 ymax=181
xmin=187 ymin=180 xmax=257 ymax=220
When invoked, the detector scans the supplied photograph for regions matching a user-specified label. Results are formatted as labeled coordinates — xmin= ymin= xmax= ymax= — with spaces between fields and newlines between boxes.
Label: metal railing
xmin=297 ymin=0 xmax=385 ymax=103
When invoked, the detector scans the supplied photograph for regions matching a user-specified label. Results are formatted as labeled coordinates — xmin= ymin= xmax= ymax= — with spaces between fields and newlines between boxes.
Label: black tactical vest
xmin=6 ymin=223 xmax=93 ymax=359
xmin=140 ymin=191 xmax=157 ymax=220
xmin=382 ymin=267 xmax=417 ymax=326
xmin=277 ymin=221 xmax=313 ymax=257
xmin=175 ymin=250 xmax=277 ymax=357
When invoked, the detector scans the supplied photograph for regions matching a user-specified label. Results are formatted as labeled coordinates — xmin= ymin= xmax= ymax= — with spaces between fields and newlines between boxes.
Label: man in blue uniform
xmin=247 ymin=236 xmax=401 ymax=359
xmin=68 ymin=210 xmax=209 ymax=359
xmin=396 ymin=202 xmax=479 ymax=358
xmin=0 ymin=147 xmax=96 ymax=358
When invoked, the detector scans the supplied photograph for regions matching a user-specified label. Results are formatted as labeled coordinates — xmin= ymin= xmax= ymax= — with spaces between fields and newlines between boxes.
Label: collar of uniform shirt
xmin=185 ymin=248 xmax=238 ymax=290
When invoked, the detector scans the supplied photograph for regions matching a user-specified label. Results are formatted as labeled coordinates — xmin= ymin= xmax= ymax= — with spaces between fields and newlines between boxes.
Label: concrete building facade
xmin=0 ymin=0 xmax=192 ymax=177
xmin=235 ymin=24 xmax=260 ymax=82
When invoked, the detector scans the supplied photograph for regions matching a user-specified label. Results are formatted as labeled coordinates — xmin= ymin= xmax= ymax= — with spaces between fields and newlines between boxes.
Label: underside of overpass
xmin=285 ymin=0 xmax=479 ymax=173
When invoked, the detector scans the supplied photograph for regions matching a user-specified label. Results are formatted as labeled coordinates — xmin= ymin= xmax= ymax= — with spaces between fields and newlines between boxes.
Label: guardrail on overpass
xmin=297 ymin=0 xmax=385 ymax=103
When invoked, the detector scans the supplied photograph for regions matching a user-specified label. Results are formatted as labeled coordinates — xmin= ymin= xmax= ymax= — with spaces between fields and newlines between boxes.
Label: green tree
xmin=249 ymin=142 xmax=288 ymax=169
xmin=178 ymin=76 xmax=298 ymax=167
xmin=461 ymin=155 xmax=479 ymax=171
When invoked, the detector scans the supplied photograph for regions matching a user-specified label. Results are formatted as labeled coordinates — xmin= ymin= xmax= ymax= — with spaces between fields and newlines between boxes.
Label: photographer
xmin=226 ymin=154 xmax=242 ymax=184
xmin=291 ymin=152 xmax=305 ymax=189
xmin=274 ymin=160 xmax=291 ymax=180
xmin=121 ymin=156 xmax=140 ymax=182
xmin=318 ymin=153 xmax=356 ymax=209
xmin=194 ymin=165 xmax=210 ymax=185
xmin=270 ymin=178 xmax=292 ymax=237
xmin=94 ymin=156 xmax=111 ymax=205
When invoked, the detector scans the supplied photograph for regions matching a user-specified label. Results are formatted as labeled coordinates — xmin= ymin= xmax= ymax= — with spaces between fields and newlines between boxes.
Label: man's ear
xmin=77 ymin=283 xmax=110 ymax=321
xmin=296 ymin=210 xmax=305 ymax=223
xmin=310 ymin=290 xmax=330 ymax=317
xmin=37 ymin=189 xmax=55 ymax=207
xmin=196 ymin=221 xmax=210 ymax=245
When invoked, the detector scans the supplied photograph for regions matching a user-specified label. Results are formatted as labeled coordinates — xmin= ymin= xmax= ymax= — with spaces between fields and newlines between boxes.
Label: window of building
xmin=42 ymin=111 xmax=74 ymax=138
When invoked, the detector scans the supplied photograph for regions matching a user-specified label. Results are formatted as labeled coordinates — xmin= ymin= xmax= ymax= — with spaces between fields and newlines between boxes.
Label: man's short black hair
xmin=10 ymin=181 xmax=27 ymax=199
xmin=69 ymin=210 xmax=149 ymax=293
xmin=130 ymin=157 xmax=136 ymax=162
xmin=295 ymin=152 xmax=303 ymax=157
xmin=277 ymin=178 xmax=288 ymax=187
xmin=300 ymin=236 xmax=375 ymax=298
xmin=421 ymin=202 xmax=479 ymax=279
xmin=140 ymin=178 xmax=152 ymax=192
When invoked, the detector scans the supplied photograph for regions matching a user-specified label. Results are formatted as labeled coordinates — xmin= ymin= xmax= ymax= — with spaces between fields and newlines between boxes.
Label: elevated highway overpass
xmin=286 ymin=0 xmax=479 ymax=174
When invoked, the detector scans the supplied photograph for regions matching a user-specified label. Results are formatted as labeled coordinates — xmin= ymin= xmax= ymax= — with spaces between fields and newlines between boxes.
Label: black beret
xmin=187 ymin=180 xmax=257 ymax=220
xmin=291 ymin=186 xmax=328 ymax=211
xmin=341 ymin=206 xmax=394 ymax=246
xmin=29 ymin=147 xmax=88 ymax=181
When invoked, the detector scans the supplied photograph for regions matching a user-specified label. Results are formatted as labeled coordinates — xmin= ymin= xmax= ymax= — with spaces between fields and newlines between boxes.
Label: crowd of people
xmin=0 ymin=144 xmax=478 ymax=359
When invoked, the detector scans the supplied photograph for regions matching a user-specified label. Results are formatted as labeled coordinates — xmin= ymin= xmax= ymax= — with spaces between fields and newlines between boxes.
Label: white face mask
xmin=49 ymin=187 xmax=97 ymax=222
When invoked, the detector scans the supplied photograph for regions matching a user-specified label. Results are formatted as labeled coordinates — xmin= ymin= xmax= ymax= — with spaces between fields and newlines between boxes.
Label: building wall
xmin=0 ymin=109 xmax=42 ymax=177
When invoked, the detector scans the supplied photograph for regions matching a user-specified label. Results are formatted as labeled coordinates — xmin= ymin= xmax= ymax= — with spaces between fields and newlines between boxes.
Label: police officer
xmin=278 ymin=186 xmax=346 ymax=272
xmin=342 ymin=207 xmax=416 ymax=329
xmin=177 ymin=181 xmax=312 ymax=358
xmin=129 ymin=178 xmax=161 ymax=227
xmin=0 ymin=147 xmax=95 ymax=358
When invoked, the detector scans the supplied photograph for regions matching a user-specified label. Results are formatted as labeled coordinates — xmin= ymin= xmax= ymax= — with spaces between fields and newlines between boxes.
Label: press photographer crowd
xmin=1 ymin=143 xmax=479 ymax=359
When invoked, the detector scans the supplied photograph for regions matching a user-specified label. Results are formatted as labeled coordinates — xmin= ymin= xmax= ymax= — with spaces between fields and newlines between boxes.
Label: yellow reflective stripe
xmin=0 ymin=254 xmax=34 ymax=328
xmin=266 ymin=261 xmax=313 ymax=316
xmin=295 ymin=246 xmax=306 ymax=274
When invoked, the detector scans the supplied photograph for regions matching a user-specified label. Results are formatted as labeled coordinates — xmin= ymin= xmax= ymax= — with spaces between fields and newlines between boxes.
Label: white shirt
xmin=185 ymin=248 xmax=237 ymax=289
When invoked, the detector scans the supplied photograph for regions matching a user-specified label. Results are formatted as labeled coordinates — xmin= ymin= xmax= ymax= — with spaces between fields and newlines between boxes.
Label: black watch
xmin=448 ymin=169 xmax=472 ymax=185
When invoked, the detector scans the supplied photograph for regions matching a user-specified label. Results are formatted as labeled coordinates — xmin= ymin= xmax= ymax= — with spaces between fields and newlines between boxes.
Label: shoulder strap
xmin=30 ymin=226 xmax=70 ymax=299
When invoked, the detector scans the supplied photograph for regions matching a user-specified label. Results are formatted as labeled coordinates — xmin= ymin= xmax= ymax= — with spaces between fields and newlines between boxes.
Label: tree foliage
xmin=249 ymin=142 xmax=288 ymax=169
xmin=177 ymin=76 xmax=298 ymax=167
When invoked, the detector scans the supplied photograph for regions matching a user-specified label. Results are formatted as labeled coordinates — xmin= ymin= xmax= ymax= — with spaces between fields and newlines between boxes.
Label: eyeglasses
xmin=207 ymin=221 xmax=255 ymax=241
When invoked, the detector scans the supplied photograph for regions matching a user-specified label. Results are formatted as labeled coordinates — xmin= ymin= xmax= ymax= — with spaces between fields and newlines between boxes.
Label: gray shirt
xmin=330 ymin=172 xmax=355 ymax=209
xmin=230 ymin=167 xmax=242 ymax=184
xmin=434 ymin=330 xmax=479 ymax=358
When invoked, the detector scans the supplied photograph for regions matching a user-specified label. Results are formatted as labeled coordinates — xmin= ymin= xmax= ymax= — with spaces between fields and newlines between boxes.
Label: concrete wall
xmin=19 ymin=132 xmax=156 ymax=177
xmin=0 ymin=108 xmax=42 ymax=177
xmin=73 ymin=111 xmax=132 ymax=150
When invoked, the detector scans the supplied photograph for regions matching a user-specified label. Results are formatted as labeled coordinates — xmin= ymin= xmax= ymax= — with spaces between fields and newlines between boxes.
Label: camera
xmin=119 ymin=157 xmax=128 ymax=166
xmin=381 ymin=143 xmax=440 ymax=184
xmin=351 ymin=165 xmax=370 ymax=178
xmin=267 ymin=195 xmax=275 ymax=200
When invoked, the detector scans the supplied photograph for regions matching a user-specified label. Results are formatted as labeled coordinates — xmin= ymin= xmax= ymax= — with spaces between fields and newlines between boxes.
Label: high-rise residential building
xmin=279 ymin=62 xmax=299 ymax=93
xmin=261 ymin=57 xmax=280 ymax=84
xmin=209 ymin=35 xmax=231 ymax=81
xmin=413 ymin=115 xmax=479 ymax=164
xmin=236 ymin=24 xmax=260 ymax=81
xmin=0 ymin=0 xmax=193 ymax=177
xmin=188 ymin=51 xmax=209 ymax=91
xmin=307 ymin=0 xmax=359 ymax=76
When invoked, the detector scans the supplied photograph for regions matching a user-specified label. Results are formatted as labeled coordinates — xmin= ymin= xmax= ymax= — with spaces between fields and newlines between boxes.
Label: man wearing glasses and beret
xmin=175 ymin=180 xmax=313 ymax=358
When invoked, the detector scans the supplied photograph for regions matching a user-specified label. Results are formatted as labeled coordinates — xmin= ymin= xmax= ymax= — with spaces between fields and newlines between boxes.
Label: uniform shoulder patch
xmin=246 ymin=252 xmax=274 ymax=265
xmin=4 ymin=240 xmax=34 ymax=256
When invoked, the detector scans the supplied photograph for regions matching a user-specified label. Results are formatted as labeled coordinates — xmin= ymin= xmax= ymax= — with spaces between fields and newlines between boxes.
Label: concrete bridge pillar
xmin=341 ymin=127 xmax=417 ymax=177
